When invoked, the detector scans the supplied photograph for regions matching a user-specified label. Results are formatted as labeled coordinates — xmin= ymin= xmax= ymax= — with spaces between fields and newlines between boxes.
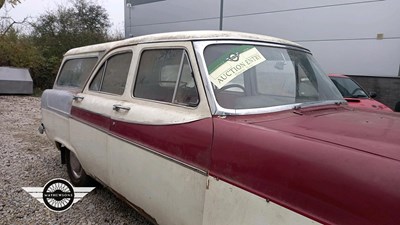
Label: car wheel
xmin=66 ymin=150 xmax=93 ymax=187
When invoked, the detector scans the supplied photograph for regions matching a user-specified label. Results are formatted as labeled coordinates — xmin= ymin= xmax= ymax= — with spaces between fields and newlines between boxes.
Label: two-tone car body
xmin=40 ymin=31 xmax=400 ymax=225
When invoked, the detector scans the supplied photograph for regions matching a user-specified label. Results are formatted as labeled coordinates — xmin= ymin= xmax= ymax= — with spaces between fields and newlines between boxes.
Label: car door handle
xmin=72 ymin=95 xmax=84 ymax=101
xmin=113 ymin=104 xmax=131 ymax=111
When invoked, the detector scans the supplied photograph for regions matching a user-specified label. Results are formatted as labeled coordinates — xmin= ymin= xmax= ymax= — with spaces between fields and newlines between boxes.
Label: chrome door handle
xmin=72 ymin=95 xmax=84 ymax=101
xmin=113 ymin=104 xmax=131 ymax=111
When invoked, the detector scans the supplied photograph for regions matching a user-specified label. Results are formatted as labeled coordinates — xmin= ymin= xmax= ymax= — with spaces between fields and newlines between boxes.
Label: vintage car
xmin=40 ymin=31 xmax=400 ymax=225
xmin=328 ymin=74 xmax=392 ymax=111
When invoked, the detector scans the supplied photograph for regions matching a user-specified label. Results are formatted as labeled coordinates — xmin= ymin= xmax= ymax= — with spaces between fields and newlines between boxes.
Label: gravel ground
xmin=0 ymin=96 xmax=152 ymax=225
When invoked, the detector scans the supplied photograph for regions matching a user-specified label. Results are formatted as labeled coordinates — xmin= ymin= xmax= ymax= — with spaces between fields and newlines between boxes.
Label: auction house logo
xmin=22 ymin=178 xmax=95 ymax=212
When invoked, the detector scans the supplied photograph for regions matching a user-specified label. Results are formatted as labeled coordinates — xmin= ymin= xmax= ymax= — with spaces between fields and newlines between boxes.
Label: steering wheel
xmin=219 ymin=84 xmax=246 ymax=92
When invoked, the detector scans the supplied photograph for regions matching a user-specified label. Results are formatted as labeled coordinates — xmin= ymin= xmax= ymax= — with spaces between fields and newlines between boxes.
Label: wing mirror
xmin=395 ymin=101 xmax=400 ymax=112
xmin=369 ymin=91 xmax=377 ymax=98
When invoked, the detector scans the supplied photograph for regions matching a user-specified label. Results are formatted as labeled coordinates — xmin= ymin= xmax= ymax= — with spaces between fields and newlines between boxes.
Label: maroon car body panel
xmin=71 ymin=106 xmax=111 ymax=131
xmin=71 ymin=104 xmax=400 ymax=225
xmin=110 ymin=117 xmax=213 ymax=171
xmin=345 ymin=97 xmax=393 ymax=111
xmin=210 ymin=106 xmax=400 ymax=225
xmin=71 ymin=106 xmax=213 ymax=171
xmin=257 ymin=106 xmax=400 ymax=160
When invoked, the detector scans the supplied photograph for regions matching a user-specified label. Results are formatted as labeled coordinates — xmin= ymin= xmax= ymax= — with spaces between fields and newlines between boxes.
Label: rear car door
xmin=41 ymin=54 xmax=99 ymax=150
xmin=70 ymin=48 xmax=133 ymax=185
xmin=107 ymin=42 xmax=213 ymax=225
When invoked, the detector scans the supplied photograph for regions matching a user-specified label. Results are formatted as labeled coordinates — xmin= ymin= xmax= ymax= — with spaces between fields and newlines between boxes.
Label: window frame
xmin=54 ymin=52 xmax=101 ymax=91
xmin=87 ymin=50 xmax=133 ymax=96
xmin=132 ymin=47 xmax=200 ymax=108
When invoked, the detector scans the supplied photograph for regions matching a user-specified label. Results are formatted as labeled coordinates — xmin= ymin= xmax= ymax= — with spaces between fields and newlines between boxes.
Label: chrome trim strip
xmin=70 ymin=117 xmax=208 ymax=176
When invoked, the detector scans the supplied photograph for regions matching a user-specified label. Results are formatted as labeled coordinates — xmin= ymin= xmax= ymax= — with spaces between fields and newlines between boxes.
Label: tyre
xmin=66 ymin=150 xmax=93 ymax=187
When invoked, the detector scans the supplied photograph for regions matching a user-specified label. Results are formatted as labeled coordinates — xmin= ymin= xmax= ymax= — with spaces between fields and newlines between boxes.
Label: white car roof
xmin=65 ymin=30 xmax=306 ymax=56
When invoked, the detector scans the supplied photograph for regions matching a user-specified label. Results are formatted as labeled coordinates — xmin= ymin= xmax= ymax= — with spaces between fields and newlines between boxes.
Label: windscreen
xmin=330 ymin=76 xmax=368 ymax=98
xmin=203 ymin=44 xmax=343 ymax=110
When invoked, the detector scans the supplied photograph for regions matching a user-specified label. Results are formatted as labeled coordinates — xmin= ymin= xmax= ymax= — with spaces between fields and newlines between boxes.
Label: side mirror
xmin=369 ymin=91 xmax=377 ymax=98
xmin=395 ymin=101 xmax=400 ymax=112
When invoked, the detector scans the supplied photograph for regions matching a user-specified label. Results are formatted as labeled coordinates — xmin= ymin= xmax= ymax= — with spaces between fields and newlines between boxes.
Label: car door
xmin=41 ymin=54 xmax=99 ymax=151
xmin=107 ymin=42 xmax=213 ymax=225
xmin=70 ymin=48 xmax=133 ymax=185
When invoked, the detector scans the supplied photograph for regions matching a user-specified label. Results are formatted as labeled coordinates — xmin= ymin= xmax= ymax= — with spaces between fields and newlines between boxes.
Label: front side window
xmin=57 ymin=57 xmax=98 ymax=89
xmin=203 ymin=44 xmax=342 ymax=110
xmin=89 ymin=52 xmax=132 ymax=95
xmin=134 ymin=49 xmax=199 ymax=107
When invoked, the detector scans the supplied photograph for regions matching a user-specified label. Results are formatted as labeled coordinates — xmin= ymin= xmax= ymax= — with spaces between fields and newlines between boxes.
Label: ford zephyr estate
xmin=40 ymin=31 xmax=400 ymax=225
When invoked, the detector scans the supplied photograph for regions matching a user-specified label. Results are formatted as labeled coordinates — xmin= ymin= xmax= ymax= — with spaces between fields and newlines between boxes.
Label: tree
xmin=1 ymin=16 xmax=29 ymax=36
xmin=32 ymin=0 xmax=110 ymax=57
xmin=0 ymin=0 xmax=113 ymax=90
xmin=30 ymin=0 xmax=111 ymax=89
xmin=0 ymin=28 xmax=42 ymax=68
xmin=1 ymin=0 xmax=29 ymax=36
xmin=0 ymin=0 xmax=21 ymax=9
xmin=0 ymin=28 xmax=46 ymax=91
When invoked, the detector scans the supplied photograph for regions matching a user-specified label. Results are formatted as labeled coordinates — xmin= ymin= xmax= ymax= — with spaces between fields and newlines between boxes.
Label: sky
xmin=1 ymin=0 xmax=125 ymax=33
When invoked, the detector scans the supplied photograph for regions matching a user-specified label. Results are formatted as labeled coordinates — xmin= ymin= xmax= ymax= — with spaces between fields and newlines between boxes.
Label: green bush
xmin=0 ymin=0 xmax=119 ymax=91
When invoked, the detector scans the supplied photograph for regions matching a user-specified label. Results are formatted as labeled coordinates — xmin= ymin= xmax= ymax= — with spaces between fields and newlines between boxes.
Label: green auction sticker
xmin=208 ymin=45 xmax=266 ymax=89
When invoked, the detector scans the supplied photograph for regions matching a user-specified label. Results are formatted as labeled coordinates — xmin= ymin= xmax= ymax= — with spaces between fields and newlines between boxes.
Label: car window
xmin=57 ymin=57 xmax=98 ymax=89
xmin=330 ymin=77 xmax=368 ymax=98
xmin=297 ymin=65 xmax=318 ymax=97
xmin=89 ymin=64 xmax=105 ymax=92
xmin=89 ymin=52 xmax=132 ymax=95
xmin=255 ymin=54 xmax=296 ymax=98
xmin=134 ymin=49 xmax=199 ymax=107
xmin=203 ymin=44 xmax=342 ymax=109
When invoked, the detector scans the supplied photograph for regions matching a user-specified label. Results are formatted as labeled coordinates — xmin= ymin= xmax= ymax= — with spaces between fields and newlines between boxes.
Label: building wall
xmin=124 ymin=0 xmax=400 ymax=77
xmin=124 ymin=0 xmax=220 ymax=36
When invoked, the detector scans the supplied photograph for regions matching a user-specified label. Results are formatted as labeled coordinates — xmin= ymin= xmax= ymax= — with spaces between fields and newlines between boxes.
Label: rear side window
xmin=134 ymin=49 xmax=199 ymax=107
xmin=56 ymin=57 xmax=98 ymax=88
xmin=89 ymin=52 xmax=133 ymax=95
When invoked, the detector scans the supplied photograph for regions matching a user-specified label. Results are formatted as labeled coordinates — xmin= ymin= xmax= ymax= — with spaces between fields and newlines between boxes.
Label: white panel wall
xmin=306 ymin=39 xmax=400 ymax=76
xmin=127 ymin=19 xmax=219 ymax=37
xmin=125 ymin=0 xmax=220 ymax=36
xmin=224 ymin=0 xmax=382 ymax=16
xmin=223 ymin=0 xmax=400 ymax=76
xmin=124 ymin=0 xmax=400 ymax=76
xmin=224 ymin=0 xmax=400 ymax=40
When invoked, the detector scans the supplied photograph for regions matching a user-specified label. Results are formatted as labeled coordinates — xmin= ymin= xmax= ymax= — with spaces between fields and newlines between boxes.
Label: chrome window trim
xmin=193 ymin=40 xmax=345 ymax=116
